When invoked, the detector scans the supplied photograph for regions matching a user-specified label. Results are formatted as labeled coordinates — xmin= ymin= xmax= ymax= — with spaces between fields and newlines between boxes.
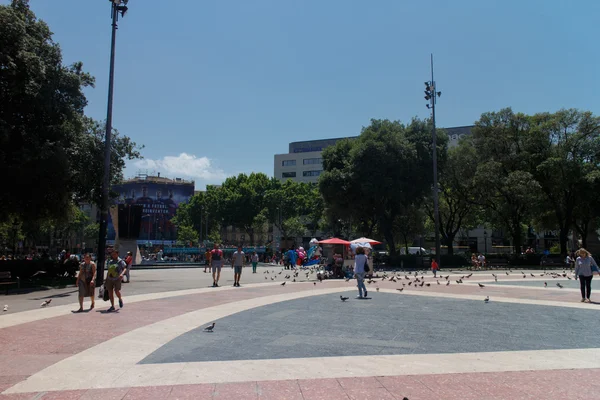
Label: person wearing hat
xmin=124 ymin=251 xmax=133 ymax=283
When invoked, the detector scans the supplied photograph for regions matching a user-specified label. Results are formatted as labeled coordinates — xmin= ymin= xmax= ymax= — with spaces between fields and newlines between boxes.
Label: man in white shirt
xmin=232 ymin=246 xmax=245 ymax=287
xmin=477 ymin=253 xmax=486 ymax=269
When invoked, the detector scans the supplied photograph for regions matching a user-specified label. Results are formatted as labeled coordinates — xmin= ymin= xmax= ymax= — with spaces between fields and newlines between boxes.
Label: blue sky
xmin=8 ymin=0 xmax=599 ymax=189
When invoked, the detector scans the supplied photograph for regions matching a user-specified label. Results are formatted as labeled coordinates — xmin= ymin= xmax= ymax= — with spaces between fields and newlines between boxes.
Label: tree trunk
xmin=559 ymin=227 xmax=569 ymax=256
xmin=383 ymin=227 xmax=396 ymax=256
xmin=511 ymin=223 xmax=522 ymax=255
xmin=444 ymin=233 xmax=455 ymax=256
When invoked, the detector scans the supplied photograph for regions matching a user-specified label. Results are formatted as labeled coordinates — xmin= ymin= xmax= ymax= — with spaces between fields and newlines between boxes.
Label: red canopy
xmin=318 ymin=238 xmax=351 ymax=245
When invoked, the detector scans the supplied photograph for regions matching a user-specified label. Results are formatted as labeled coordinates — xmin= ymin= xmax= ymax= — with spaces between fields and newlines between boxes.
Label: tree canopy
xmin=0 ymin=1 xmax=142 ymax=230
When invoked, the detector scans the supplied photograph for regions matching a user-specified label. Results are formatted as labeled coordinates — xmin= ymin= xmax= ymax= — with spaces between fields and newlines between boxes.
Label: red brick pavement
xmin=0 ymin=277 xmax=597 ymax=400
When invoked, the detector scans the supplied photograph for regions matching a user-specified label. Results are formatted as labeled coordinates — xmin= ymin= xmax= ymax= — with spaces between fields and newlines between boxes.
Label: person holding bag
xmin=354 ymin=246 xmax=368 ymax=299
xmin=75 ymin=253 xmax=96 ymax=312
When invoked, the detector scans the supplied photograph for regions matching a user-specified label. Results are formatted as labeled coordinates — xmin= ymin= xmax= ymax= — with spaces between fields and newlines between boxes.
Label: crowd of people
xmin=60 ymin=241 xmax=600 ymax=313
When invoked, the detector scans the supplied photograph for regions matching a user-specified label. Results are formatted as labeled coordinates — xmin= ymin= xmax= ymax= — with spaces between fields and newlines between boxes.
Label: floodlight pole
xmin=97 ymin=0 xmax=128 ymax=286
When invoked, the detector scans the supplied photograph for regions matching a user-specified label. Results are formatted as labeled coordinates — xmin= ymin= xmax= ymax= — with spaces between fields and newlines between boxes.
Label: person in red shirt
xmin=124 ymin=251 xmax=133 ymax=283
xmin=210 ymin=244 xmax=223 ymax=287
xmin=431 ymin=258 xmax=439 ymax=278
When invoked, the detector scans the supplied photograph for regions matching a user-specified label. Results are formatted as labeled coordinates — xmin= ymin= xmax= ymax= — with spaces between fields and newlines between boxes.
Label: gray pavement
xmin=142 ymin=291 xmax=600 ymax=364
xmin=491 ymin=278 xmax=600 ymax=290
xmin=0 ymin=263 xmax=299 ymax=314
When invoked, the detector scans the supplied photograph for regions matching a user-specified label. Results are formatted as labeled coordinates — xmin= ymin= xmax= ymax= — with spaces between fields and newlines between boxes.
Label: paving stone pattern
xmin=142 ymin=291 xmax=600 ymax=364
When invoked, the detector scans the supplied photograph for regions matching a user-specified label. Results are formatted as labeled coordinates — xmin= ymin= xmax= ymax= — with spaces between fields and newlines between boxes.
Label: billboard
xmin=107 ymin=180 xmax=194 ymax=241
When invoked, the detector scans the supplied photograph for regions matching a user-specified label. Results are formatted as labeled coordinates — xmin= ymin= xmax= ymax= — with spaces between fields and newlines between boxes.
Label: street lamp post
xmin=484 ymin=230 xmax=488 ymax=254
xmin=424 ymin=53 xmax=442 ymax=267
xmin=97 ymin=0 xmax=129 ymax=286
xmin=11 ymin=220 xmax=19 ymax=257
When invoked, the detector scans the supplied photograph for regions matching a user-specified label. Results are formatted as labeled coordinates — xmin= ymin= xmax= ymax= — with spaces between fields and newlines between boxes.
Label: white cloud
xmin=134 ymin=153 xmax=228 ymax=184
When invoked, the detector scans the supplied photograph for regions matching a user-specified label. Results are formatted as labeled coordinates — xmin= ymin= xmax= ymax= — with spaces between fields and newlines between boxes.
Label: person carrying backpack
xmin=210 ymin=244 xmax=224 ymax=287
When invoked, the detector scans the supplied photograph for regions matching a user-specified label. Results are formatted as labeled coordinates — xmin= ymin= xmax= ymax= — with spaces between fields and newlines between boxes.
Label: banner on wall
xmin=107 ymin=180 xmax=194 ymax=241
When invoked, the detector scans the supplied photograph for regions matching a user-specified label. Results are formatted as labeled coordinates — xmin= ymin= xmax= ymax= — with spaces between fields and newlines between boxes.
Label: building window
xmin=303 ymin=158 xmax=322 ymax=165
xmin=282 ymin=172 xmax=296 ymax=178
xmin=282 ymin=160 xmax=296 ymax=167
xmin=303 ymin=170 xmax=322 ymax=177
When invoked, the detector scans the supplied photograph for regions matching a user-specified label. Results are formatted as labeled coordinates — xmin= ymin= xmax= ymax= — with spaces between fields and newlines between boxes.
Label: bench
xmin=0 ymin=271 xmax=19 ymax=295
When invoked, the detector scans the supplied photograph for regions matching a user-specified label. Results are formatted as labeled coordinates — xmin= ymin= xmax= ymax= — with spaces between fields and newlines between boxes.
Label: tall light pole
xmin=97 ymin=0 xmax=129 ymax=286
xmin=424 ymin=53 xmax=442 ymax=267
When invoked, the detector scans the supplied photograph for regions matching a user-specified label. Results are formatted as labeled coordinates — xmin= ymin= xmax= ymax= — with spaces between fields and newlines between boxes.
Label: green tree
xmin=424 ymin=138 xmax=480 ymax=255
xmin=320 ymin=118 xmax=446 ymax=255
xmin=281 ymin=217 xmax=306 ymax=244
xmin=213 ymin=173 xmax=272 ymax=245
xmin=177 ymin=225 xmax=198 ymax=246
xmin=265 ymin=179 xmax=315 ymax=242
xmin=525 ymin=109 xmax=600 ymax=254
xmin=471 ymin=109 xmax=540 ymax=253
xmin=394 ymin=205 xmax=426 ymax=254
xmin=0 ymin=1 xmax=142 ymax=225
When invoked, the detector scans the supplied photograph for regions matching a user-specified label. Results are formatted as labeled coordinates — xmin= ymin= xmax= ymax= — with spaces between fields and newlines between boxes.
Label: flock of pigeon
xmin=334 ymin=268 xmax=576 ymax=304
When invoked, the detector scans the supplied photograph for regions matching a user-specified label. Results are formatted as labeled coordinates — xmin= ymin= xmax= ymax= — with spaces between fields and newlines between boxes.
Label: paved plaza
xmin=1 ymin=267 xmax=599 ymax=399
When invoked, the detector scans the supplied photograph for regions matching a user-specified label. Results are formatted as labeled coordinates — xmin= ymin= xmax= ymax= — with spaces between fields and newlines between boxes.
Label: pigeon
xmin=278 ymin=271 xmax=282 ymax=275
xmin=204 ymin=322 xmax=215 ymax=332
xmin=41 ymin=299 xmax=52 ymax=307
xmin=466 ymin=273 xmax=473 ymax=278
xmin=340 ymin=295 xmax=349 ymax=302
xmin=556 ymin=283 xmax=563 ymax=288
xmin=376 ymin=287 xmax=380 ymax=292
xmin=313 ymin=282 xmax=316 ymax=286
xmin=484 ymin=296 xmax=489 ymax=303
xmin=271 ymin=277 xmax=275 ymax=280
xmin=402 ymin=397 xmax=409 ymax=400
xmin=494 ymin=277 xmax=498 ymax=282
xmin=522 ymin=274 xmax=526 ymax=278
xmin=506 ymin=272 xmax=509 ymax=275
xmin=567 ymin=276 xmax=572 ymax=280
xmin=396 ymin=288 xmax=404 ymax=292
xmin=425 ymin=283 xmax=431 ymax=287
xmin=478 ymin=283 xmax=485 ymax=288
xmin=265 ymin=277 xmax=268 ymax=280
xmin=437 ymin=280 xmax=440 ymax=285
xmin=345 ymin=277 xmax=350 ymax=282
xmin=530 ymin=273 xmax=535 ymax=277
xmin=446 ymin=281 xmax=450 ymax=286
xmin=420 ymin=281 xmax=424 ymax=287
xmin=456 ymin=280 xmax=461 ymax=284
xmin=544 ymin=282 xmax=547 ymax=287
xmin=281 ymin=282 xmax=286 ymax=286
xmin=445 ymin=275 xmax=450 ymax=280
xmin=3 ymin=305 xmax=7 ymax=312
xmin=492 ymin=273 xmax=496 ymax=278
xmin=293 ymin=279 xmax=296 ymax=282
xmin=408 ymin=281 xmax=413 ymax=286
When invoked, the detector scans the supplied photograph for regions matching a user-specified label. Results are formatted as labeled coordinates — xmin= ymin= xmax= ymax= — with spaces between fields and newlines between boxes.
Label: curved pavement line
xmin=461 ymin=281 xmax=582 ymax=293
xmin=378 ymin=288 xmax=599 ymax=309
xmin=6 ymin=286 xmax=600 ymax=394
xmin=0 ymin=281 xmax=284 ymax=329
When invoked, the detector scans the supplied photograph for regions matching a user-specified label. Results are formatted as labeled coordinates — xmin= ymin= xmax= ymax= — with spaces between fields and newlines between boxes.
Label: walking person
xmin=431 ymin=258 xmax=439 ymax=278
xmin=123 ymin=251 xmax=133 ymax=283
xmin=354 ymin=246 xmax=368 ymax=299
xmin=251 ymin=251 xmax=259 ymax=273
xmin=75 ymin=253 xmax=96 ymax=312
xmin=232 ymin=246 xmax=245 ymax=287
xmin=210 ymin=244 xmax=223 ymax=287
xmin=575 ymin=248 xmax=599 ymax=303
xmin=105 ymin=250 xmax=127 ymax=312
xmin=204 ymin=247 xmax=212 ymax=273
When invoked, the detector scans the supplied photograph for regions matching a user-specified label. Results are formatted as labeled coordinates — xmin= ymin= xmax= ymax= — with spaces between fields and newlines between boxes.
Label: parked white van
xmin=400 ymin=247 xmax=429 ymax=255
